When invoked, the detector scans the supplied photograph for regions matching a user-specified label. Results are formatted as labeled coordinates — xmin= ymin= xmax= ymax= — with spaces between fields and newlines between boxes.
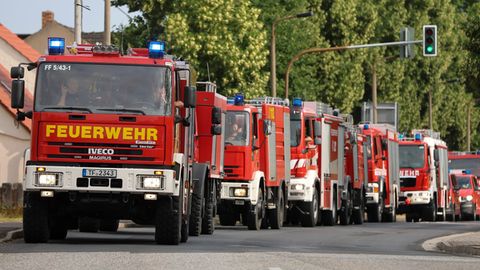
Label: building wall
xmin=0 ymin=105 xmax=30 ymax=184
xmin=25 ymin=22 xmax=75 ymax=56
xmin=0 ymin=39 xmax=36 ymax=95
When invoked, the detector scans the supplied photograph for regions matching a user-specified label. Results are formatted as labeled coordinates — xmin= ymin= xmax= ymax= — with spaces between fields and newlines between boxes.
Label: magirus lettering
xmin=88 ymin=148 xmax=114 ymax=155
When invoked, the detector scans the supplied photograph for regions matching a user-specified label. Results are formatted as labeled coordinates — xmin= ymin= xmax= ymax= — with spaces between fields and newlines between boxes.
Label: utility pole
xmin=372 ymin=62 xmax=377 ymax=124
xmin=428 ymin=87 xmax=433 ymax=129
xmin=104 ymin=0 xmax=111 ymax=45
xmin=467 ymin=104 xmax=471 ymax=151
xmin=74 ymin=0 xmax=82 ymax=44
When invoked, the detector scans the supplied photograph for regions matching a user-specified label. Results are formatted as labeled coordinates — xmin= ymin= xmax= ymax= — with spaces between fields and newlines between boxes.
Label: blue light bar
xmin=148 ymin=41 xmax=165 ymax=59
xmin=463 ymin=169 xmax=472 ymax=174
xmin=363 ymin=124 xmax=369 ymax=130
xmin=234 ymin=93 xmax=244 ymax=106
xmin=292 ymin=97 xmax=303 ymax=107
xmin=227 ymin=98 xmax=234 ymax=104
xmin=414 ymin=133 xmax=422 ymax=141
xmin=48 ymin=37 xmax=65 ymax=55
xmin=399 ymin=133 xmax=405 ymax=140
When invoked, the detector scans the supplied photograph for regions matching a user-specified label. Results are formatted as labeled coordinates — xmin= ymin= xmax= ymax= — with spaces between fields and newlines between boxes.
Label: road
xmin=0 ymin=218 xmax=479 ymax=270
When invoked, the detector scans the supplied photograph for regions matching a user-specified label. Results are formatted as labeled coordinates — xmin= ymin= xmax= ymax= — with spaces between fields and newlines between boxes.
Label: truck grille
xmin=400 ymin=177 xmax=416 ymax=188
xmin=76 ymin=178 xmax=123 ymax=188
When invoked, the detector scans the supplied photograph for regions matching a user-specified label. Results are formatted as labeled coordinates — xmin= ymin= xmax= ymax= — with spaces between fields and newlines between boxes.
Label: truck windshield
xmin=35 ymin=62 xmax=172 ymax=116
xmin=455 ymin=176 xmax=472 ymax=189
xmin=225 ymin=111 xmax=249 ymax=146
xmin=449 ymin=158 xmax=480 ymax=176
xmin=290 ymin=119 xmax=301 ymax=147
xmin=399 ymin=145 xmax=425 ymax=168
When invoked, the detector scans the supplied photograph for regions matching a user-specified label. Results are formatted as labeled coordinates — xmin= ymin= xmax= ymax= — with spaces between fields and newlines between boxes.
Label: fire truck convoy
xmin=398 ymin=130 xmax=451 ymax=222
xmin=361 ymin=124 xmax=400 ymax=222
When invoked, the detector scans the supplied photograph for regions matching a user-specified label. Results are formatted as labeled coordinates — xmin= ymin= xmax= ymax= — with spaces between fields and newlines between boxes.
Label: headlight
xmin=142 ymin=177 xmax=162 ymax=189
xmin=291 ymin=184 xmax=305 ymax=191
xmin=37 ymin=173 xmax=59 ymax=186
xmin=232 ymin=188 xmax=248 ymax=197
xmin=466 ymin=195 xmax=473 ymax=202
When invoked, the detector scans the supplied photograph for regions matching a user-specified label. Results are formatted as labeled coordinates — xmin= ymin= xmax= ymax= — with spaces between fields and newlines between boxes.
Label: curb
xmin=422 ymin=232 xmax=480 ymax=256
xmin=0 ymin=229 xmax=23 ymax=243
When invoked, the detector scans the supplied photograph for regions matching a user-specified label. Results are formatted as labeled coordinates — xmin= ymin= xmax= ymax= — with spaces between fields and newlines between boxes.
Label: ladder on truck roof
xmin=303 ymin=101 xmax=335 ymax=116
xmin=245 ymin=97 xmax=290 ymax=107
xmin=196 ymin=81 xmax=217 ymax=93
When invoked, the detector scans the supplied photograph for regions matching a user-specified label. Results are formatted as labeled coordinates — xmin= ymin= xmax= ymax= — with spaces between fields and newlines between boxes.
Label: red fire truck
xmin=189 ymin=82 xmax=227 ymax=235
xmin=398 ymin=130 xmax=450 ymax=222
xmin=450 ymin=170 xmax=480 ymax=221
xmin=219 ymin=95 xmax=290 ymax=230
xmin=449 ymin=151 xmax=480 ymax=177
xmin=10 ymin=39 xmax=205 ymax=244
xmin=361 ymin=124 xmax=399 ymax=222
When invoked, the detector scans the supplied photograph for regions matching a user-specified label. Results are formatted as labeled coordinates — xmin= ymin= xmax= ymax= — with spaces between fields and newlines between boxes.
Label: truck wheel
xmin=201 ymin=197 xmax=215 ymax=234
xmin=78 ymin=217 xmax=100 ymax=233
xmin=352 ymin=193 xmax=364 ymax=225
xmin=339 ymin=192 xmax=351 ymax=226
xmin=99 ymin=219 xmax=119 ymax=232
xmin=322 ymin=191 xmax=337 ymax=226
xmin=155 ymin=196 xmax=182 ymax=245
xmin=423 ymin=200 xmax=437 ymax=222
xmin=383 ymin=205 xmax=396 ymax=223
xmin=181 ymin=219 xmax=189 ymax=243
xmin=49 ymin=217 xmax=68 ymax=240
xmin=188 ymin=193 xmax=202 ymax=236
xmin=23 ymin=193 xmax=49 ymax=243
xmin=269 ymin=189 xmax=285 ymax=229
xmin=367 ymin=197 xmax=383 ymax=222
xmin=301 ymin=190 xmax=319 ymax=227
xmin=247 ymin=188 xmax=264 ymax=230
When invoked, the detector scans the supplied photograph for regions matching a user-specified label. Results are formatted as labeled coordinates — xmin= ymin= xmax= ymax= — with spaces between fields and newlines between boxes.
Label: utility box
xmin=362 ymin=102 xmax=399 ymax=131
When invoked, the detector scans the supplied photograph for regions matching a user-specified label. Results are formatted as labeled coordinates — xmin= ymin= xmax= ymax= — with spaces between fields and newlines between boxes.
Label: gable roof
xmin=0 ymin=24 xmax=40 ymax=62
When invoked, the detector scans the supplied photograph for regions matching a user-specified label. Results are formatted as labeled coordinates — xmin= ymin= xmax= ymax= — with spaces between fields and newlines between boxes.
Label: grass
xmin=0 ymin=207 xmax=22 ymax=222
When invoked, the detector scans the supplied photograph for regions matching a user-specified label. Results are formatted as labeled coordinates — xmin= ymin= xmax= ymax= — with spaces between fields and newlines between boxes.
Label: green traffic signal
xmin=423 ymin=25 xmax=437 ymax=56
xmin=426 ymin=45 xmax=434 ymax=53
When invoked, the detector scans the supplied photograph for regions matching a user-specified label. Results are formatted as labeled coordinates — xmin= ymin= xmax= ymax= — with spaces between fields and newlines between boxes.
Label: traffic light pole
xmin=284 ymin=40 xmax=423 ymax=99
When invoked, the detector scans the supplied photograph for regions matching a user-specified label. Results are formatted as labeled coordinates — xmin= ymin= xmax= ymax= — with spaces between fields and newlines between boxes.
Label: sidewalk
xmin=0 ymin=222 xmax=22 ymax=242
xmin=423 ymin=231 xmax=480 ymax=256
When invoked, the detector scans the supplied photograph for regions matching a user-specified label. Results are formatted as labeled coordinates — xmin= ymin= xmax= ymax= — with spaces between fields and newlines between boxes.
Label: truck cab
xmin=451 ymin=170 xmax=480 ymax=221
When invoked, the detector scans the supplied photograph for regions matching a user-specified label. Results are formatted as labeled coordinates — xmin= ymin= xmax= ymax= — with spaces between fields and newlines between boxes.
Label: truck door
xmin=320 ymin=121 xmax=331 ymax=208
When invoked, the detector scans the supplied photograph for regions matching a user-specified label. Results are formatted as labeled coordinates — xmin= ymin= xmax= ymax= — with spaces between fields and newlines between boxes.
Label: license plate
xmin=82 ymin=169 xmax=117 ymax=178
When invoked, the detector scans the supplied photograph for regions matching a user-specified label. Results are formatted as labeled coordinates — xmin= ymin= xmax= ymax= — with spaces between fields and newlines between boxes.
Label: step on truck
xmin=288 ymin=100 xmax=346 ymax=226
xmin=189 ymin=82 xmax=227 ymax=235
xmin=398 ymin=130 xmax=450 ymax=222
xmin=360 ymin=124 xmax=400 ymax=222
xmin=10 ymin=39 xmax=203 ymax=244
xmin=219 ymin=94 xmax=290 ymax=230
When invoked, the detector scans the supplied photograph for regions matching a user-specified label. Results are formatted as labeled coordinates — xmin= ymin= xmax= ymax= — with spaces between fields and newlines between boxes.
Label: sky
xmin=0 ymin=0 xmax=140 ymax=34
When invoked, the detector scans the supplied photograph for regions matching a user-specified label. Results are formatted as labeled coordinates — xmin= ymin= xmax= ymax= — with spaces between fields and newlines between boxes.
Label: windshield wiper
xmin=97 ymin=108 xmax=145 ymax=115
xmin=43 ymin=106 xmax=92 ymax=113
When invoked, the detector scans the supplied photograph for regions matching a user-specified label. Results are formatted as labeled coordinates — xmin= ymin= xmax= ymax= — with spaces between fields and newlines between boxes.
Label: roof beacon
xmin=48 ymin=37 xmax=65 ymax=55
xmin=148 ymin=41 xmax=165 ymax=59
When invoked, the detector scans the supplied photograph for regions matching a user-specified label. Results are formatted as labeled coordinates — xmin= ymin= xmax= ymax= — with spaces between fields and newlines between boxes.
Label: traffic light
xmin=423 ymin=25 xmax=437 ymax=57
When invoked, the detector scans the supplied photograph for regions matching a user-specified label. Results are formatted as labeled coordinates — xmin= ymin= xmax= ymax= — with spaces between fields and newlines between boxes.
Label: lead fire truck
xmin=398 ymin=130 xmax=450 ymax=222
xmin=10 ymin=38 xmax=207 ymax=244
xmin=361 ymin=124 xmax=399 ymax=222
xmin=219 ymin=95 xmax=290 ymax=230
xmin=288 ymin=101 xmax=347 ymax=226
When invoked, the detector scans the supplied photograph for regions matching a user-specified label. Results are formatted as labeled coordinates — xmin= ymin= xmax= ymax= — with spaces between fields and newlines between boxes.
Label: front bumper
xmin=460 ymin=201 xmax=474 ymax=215
xmin=288 ymin=177 xmax=315 ymax=202
xmin=221 ymin=181 xmax=258 ymax=205
xmin=366 ymin=183 xmax=380 ymax=204
xmin=24 ymin=165 xmax=179 ymax=196
xmin=398 ymin=191 xmax=431 ymax=206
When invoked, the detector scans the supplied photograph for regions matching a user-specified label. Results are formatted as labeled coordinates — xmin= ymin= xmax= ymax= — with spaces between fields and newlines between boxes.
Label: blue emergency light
xmin=363 ymin=124 xmax=369 ymax=130
xmin=48 ymin=37 xmax=65 ymax=55
xmin=399 ymin=133 xmax=405 ymax=140
xmin=414 ymin=133 xmax=422 ymax=141
xmin=148 ymin=41 xmax=165 ymax=59
xmin=234 ymin=93 xmax=244 ymax=106
xmin=463 ymin=169 xmax=472 ymax=174
xmin=227 ymin=98 xmax=234 ymax=104
xmin=292 ymin=97 xmax=303 ymax=107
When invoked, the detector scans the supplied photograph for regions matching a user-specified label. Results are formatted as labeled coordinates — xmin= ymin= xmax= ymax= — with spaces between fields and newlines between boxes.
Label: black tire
xmin=78 ymin=217 xmax=100 ymax=233
xmin=155 ymin=196 xmax=182 ymax=245
xmin=423 ymin=199 xmax=437 ymax=222
xmin=339 ymin=191 xmax=352 ymax=226
xmin=383 ymin=204 xmax=396 ymax=223
xmin=406 ymin=211 xmax=414 ymax=222
xmin=301 ymin=190 xmax=319 ymax=227
xmin=367 ymin=197 xmax=383 ymax=223
xmin=269 ymin=189 xmax=285 ymax=229
xmin=322 ymin=191 xmax=337 ymax=226
xmin=49 ymin=216 xmax=68 ymax=240
xmin=352 ymin=190 xmax=365 ymax=225
xmin=201 ymin=183 xmax=215 ymax=235
xmin=23 ymin=193 xmax=50 ymax=243
xmin=181 ymin=219 xmax=189 ymax=243
xmin=99 ymin=219 xmax=119 ymax=232
xmin=247 ymin=188 xmax=264 ymax=230
xmin=188 ymin=193 xmax=202 ymax=236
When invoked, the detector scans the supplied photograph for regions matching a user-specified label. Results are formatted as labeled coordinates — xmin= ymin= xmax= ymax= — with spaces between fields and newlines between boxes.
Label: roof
xmin=0 ymin=24 xmax=40 ymax=62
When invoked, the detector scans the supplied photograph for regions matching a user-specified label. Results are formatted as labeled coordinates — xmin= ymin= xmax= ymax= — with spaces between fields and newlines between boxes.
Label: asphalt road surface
xmin=1 ymin=218 xmax=479 ymax=270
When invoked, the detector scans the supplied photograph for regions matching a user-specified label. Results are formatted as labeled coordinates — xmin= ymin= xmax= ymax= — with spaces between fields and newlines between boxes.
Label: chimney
xmin=42 ymin=10 xmax=54 ymax=29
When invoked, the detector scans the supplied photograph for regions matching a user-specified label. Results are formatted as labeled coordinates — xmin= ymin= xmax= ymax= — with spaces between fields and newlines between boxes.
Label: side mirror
xmin=314 ymin=137 xmax=322 ymax=145
xmin=11 ymin=80 xmax=25 ymax=109
xmin=263 ymin=120 xmax=272 ymax=136
xmin=252 ymin=137 xmax=260 ymax=151
xmin=211 ymin=107 xmax=222 ymax=125
xmin=184 ymin=86 xmax=197 ymax=108
xmin=314 ymin=121 xmax=322 ymax=137
xmin=211 ymin=125 xmax=222 ymax=135
xmin=10 ymin=66 xmax=24 ymax=79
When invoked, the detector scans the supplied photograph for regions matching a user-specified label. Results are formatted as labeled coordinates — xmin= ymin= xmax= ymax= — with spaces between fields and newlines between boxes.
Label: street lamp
xmin=270 ymin=11 xmax=313 ymax=97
